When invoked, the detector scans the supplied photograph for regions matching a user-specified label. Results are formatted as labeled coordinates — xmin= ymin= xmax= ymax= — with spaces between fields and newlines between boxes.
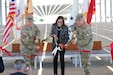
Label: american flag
xmin=2 ymin=0 xmax=16 ymax=44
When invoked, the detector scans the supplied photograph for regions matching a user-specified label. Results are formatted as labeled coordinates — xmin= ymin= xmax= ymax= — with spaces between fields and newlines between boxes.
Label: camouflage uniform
xmin=71 ymin=14 xmax=93 ymax=74
xmin=20 ymin=14 xmax=40 ymax=67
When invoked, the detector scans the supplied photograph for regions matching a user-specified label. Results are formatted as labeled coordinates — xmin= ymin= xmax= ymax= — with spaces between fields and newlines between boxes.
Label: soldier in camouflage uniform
xmin=71 ymin=14 xmax=93 ymax=75
xmin=20 ymin=14 xmax=40 ymax=69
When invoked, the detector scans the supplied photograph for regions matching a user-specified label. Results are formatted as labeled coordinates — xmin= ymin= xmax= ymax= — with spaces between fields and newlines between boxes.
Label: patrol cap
xmin=25 ymin=14 xmax=33 ymax=21
xmin=75 ymin=13 xmax=84 ymax=21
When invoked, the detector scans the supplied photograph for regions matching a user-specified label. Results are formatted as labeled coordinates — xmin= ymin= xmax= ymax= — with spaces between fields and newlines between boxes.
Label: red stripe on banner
xmin=3 ymin=33 xmax=10 ymax=44
xmin=10 ymin=3 xmax=15 ymax=6
xmin=9 ymin=12 xmax=15 ymax=16
xmin=9 ymin=8 xmax=16 ymax=10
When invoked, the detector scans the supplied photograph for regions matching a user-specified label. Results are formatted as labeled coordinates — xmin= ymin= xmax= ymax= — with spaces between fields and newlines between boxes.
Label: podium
xmin=12 ymin=43 xmax=20 ymax=52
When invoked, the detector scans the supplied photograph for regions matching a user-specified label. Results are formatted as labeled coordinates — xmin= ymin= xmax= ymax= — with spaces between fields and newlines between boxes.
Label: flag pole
xmin=95 ymin=10 xmax=97 ymax=40
xmin=95 ymin=0 xmax=97 ymax=40
xmin=15 ymin=1 xmax=18 ymax=42
xmin=12 ymin=0 xmax=18 ymax=43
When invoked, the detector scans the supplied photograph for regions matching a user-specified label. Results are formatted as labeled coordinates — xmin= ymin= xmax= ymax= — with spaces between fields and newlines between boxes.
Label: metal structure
xmin=1 ymin=0 xmax=113 ymax=26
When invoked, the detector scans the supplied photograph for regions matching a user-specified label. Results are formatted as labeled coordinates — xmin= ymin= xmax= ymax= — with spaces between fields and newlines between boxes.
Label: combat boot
xmin=85 ymin=72 xmax=90 ymax=75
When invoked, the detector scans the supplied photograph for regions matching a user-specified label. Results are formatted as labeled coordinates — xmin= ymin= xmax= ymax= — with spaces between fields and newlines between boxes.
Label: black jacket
xmin=0 ymin=57 xmax=4 ymax=73
xmin=50 ymin=24 xmax=68 ymax=48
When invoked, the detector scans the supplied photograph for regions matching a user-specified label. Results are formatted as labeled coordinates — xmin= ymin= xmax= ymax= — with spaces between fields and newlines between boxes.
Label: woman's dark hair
xmin=54 ymin=16 xmax=66 ymax=26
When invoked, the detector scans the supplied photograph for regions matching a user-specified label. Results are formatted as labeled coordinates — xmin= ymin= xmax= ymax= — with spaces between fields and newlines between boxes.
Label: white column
xmin=68 ymin=0 xmax=78 ymax=26
xmin=110 ymin=0 xmax=112 ymax=22
xmin=68 ymin=0 xmax=78 ymax=40
xmin=100 ymin=0 xmax=102 ymax=22
xmin=104 ymin=0 xmax=106 ymax=22
xmin=0 ymin=0 xmax=2 ymax=26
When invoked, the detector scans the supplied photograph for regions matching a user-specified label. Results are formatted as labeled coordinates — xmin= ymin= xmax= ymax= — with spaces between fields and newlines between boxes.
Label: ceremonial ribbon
xmin=0 ymin=46 xmax=39 ymax=58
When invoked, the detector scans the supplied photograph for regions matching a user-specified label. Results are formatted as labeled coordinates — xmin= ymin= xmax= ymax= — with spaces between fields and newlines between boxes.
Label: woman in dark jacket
xmin=50 ymin=16 xmax=68 ymax=75
xmin=0 ymin=50 xmax=4 ymax=73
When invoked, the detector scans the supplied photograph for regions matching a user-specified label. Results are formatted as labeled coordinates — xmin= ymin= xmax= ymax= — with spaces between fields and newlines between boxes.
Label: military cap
xmin=25 ymin=14 xmax=33 ymax=21
xmin=75 ymin=13 xmax=84 ymax=21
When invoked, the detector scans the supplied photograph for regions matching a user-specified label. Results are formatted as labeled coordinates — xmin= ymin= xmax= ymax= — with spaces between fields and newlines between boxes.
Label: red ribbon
xmin=91 ymin=42 xmax=113 ymax=60
xmin=0 ymin=46 xmax=39 ymax=58
xmin=1 ymin=42 xmax=113 ymax=60
xmin=0 ymin=46 xmax=12 ymax=56
xmin=61 ymin=44 xmax=66 ymax=49
xmin=81 ymin=50 xmax=91 ymax=53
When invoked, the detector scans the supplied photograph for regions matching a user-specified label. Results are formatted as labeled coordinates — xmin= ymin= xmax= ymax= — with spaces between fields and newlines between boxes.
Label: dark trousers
xmin=53 ymin=49 xmax=65 ymax=75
